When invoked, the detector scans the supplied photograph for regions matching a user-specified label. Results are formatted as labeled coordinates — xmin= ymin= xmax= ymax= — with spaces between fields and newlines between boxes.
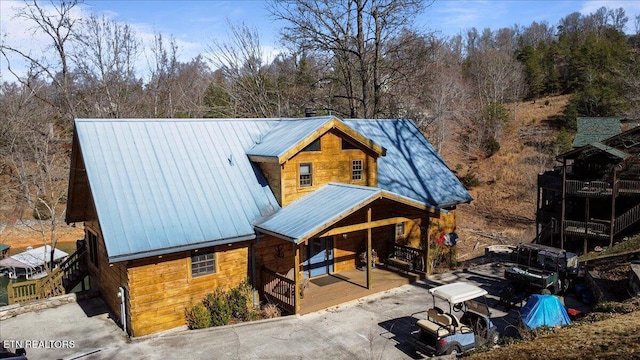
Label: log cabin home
xmin=66 ymin=116 xmax=472 ymax=336
xmin=537 ymin=122 xmax=640 ymax=253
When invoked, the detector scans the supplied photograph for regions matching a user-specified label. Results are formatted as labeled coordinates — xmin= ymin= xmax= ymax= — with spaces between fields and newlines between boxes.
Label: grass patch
xmin=579 ymin=234 xmax=640 ymax=261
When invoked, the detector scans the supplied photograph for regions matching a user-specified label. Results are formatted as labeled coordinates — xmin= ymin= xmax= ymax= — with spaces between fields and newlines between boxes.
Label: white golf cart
xmin=411 ymin=282 xmax=499 ymax=356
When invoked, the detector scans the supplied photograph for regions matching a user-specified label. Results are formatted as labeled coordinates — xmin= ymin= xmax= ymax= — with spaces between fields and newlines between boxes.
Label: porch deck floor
xmin=299 ymin=266 xmax=421 ymax=315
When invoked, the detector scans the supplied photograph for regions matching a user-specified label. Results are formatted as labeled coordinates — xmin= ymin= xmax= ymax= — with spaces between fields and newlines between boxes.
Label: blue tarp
xmin=520 ymin=294 xmax=571 ymax=329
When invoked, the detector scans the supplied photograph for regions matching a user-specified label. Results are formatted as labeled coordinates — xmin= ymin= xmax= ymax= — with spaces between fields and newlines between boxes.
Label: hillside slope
xmin=442 ymin=95 xmax=571 ymax=260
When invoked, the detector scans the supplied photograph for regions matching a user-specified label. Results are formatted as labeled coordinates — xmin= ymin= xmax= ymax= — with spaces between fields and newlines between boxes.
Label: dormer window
xmin=352 ymin=160 xmax=363 ymax=180
xmin=302 ymin=138 xmax=321 ymax=152
xmin=300 ymin=163 xmax=312 ymax=187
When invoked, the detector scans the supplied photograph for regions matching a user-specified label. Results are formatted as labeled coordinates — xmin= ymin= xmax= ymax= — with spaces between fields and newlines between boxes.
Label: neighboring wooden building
xmin=66 ymin=116 xmax=471 ymax=336
xmin=537 ymin=125 xmax=640 ymax=253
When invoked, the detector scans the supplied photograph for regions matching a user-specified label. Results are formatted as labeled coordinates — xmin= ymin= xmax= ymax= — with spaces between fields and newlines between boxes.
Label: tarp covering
xmin=520 ymin=294 xmax=571 ymax=329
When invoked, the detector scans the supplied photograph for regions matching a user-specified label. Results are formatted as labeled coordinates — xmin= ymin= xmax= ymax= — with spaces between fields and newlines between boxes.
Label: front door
xmin=305 ymin=237 xmax=334 ymax=278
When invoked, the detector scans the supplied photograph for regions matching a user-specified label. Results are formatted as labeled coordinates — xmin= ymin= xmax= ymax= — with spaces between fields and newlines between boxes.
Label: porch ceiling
xmin=254 ymin=183 xmax=437 ymax=244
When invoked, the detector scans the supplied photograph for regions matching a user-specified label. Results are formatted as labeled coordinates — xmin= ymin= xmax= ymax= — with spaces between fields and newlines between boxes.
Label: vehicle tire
xmin=446 ymin=345 xmax=462 ymax=356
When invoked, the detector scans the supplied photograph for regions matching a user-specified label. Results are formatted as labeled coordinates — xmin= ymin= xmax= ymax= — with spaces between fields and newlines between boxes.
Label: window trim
xmin=87 ymin=230 xmax=99 ymax=267
xmin=299 ymin=162 xmax=313 ymax=187
xmin=395 ymin=222 xmax=406 ymax=241
xmin=190 ymin=250 xmax=217 ymax=277
xmin=352 ymin=159 xmax=363 ymax=180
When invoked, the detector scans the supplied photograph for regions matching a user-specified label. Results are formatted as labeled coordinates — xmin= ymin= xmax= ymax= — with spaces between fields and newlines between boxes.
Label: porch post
xmin=294 ymin=243 xmax=301 ymax=313
xmin=366 ymin=207 xmax=372 ymax=289
xmin=610 ymin=169 xmax=617 ymax=248
xmin=424 ymin=215 xmax=431 ymax=276
xmin=560 ymin=158 xmax=567 ymax=249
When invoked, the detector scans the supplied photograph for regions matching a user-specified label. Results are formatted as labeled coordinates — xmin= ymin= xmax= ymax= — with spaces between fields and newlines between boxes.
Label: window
xmin=342 ymin=138 xmax=358 ymax=150
xmin=300 ymin=163 xmax=312 ymax=187
xmin=302 ymin=138 xmax=321 ymax=152
xmin=191 ymin=250 xmax=217 ymax=277
xmin=87 ymin=231 xmax=99 ymax=267
xmin=352 ymin=160 xmax=363 ymax=180
xmin=395 ymin=222 xmax=405 ymax=240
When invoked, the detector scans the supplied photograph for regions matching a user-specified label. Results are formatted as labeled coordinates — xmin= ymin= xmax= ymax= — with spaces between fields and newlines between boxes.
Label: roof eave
xmin=107 ymin=233 xmax=257 ymax=263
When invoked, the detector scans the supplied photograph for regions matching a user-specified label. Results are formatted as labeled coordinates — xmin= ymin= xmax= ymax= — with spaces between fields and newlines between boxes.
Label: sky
xmin=1 ymin=0 xmax=639 ymax=81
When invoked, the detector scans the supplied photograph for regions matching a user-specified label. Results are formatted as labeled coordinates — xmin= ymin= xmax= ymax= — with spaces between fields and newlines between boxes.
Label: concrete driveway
xmin=1 ymin=263 xmax=524 ymax=360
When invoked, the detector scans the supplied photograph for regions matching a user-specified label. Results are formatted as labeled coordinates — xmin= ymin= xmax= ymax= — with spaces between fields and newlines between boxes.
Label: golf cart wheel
xmin=446 ymin=345 xmax=462 ymax=355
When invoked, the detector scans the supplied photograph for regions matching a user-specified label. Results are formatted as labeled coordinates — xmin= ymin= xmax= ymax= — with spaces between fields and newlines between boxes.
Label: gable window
xmin=342 ymin=138 xmax=358 ymax=150
xmin=352 ymin=160 xmax=363 ymax=180
xmin=191 ymin=250 xmax=217 ymax=277
xmin=87 ymin=231 xmax=99 ymax=267
xmin=395 ymin=222 xmax=405 ymax=240
xmin=302 ymin=138 xmax=321 ymax=152
xmin=300 ymin=163 xmax=312 ymax=187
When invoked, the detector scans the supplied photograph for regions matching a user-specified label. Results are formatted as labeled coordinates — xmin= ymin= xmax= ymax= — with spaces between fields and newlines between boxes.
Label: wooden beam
xmin=425 ymin=216 xmax=431 ymax=276
xmin=366 ymin=207 xmax=372 ymax=289
xmin=320 ymin=217 xmax=412 ymax=237
xmin=561 ymin=158 xmax=567 ymax=250
xmin=294 ymin=243 xmax=301 ymax=313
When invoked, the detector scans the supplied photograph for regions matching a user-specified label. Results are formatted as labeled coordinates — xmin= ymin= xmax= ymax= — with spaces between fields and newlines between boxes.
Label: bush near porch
xmin=185 ymin=279 xmax=281 ymax=330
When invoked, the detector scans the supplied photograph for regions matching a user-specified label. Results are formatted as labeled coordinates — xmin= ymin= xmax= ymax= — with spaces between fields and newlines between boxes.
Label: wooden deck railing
xmin=7 ymin=245 xmax=87 ymax=305
xmin=387 ymin=244 xmax=424 ymax=272
xmin=563 ymin=220 xmax=609 ymax=239
xmin=618 ymin=180 xmax=640 ymax=196
xmin=261 ymin=266 xmax=295 ymax=314
xmin=615 ymin=203 xmax=640 ymax=235
xmin=566 ymin=180 xmax=611 ymax=197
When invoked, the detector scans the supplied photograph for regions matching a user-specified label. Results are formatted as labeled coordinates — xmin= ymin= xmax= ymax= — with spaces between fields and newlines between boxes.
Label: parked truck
xmin=500 ymin=243 xmax=579 ymax=308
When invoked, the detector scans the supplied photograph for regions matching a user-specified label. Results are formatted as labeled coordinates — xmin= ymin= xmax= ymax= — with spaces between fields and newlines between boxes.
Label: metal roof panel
xmin=75 ymin=118 xmax=281 ymax=262
xmin=255 ymin=183 xmax=382 ymax=242
xmin=344 ymin=119 xmax=472 ymax=207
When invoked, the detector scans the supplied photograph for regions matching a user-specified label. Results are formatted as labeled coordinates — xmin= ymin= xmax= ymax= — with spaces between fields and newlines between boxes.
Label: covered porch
xmin=254 ymin=183 xmax=437 ymax=314
xmin=299 ymin=267 xmax=421 ymax=314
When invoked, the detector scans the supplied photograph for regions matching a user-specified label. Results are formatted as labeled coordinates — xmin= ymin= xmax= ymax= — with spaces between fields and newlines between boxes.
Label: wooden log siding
xmin=280 ymin=130 xmax=377 ymax=206
xmin=126 ymin=242 xmax=250 ymax=336
xmin=84 ymin=220 xmax=129 ymax=331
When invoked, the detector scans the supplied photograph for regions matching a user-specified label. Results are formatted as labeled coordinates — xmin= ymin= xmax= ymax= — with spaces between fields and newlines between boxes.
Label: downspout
xmin=117 ymin=286 xmax=127 ymax=335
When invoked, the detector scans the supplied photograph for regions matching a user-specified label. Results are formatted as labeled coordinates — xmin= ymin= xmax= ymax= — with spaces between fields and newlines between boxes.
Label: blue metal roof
xmin=344 ymin=119 xmax=472 ymax=208
xmin=255 ymin=183 xmax=426 ymax=243
xmin=246 ymin=116 xmax=334 ymax=159
xmin=75 ymin=118 xmax=281 ymax=262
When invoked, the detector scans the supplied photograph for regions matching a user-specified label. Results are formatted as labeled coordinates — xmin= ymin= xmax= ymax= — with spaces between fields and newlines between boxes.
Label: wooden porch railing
xmin=261 ymin=266 xmax=295 ymax=314
xmin=387 ymin=244 xmax=424 ymax=273
xmin=7 ymin=245 xmax=87 ymax=305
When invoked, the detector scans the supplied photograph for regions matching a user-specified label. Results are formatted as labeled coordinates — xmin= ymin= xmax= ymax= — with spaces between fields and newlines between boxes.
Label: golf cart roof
xmin=428 ymin=282 xmax=488 ymax=304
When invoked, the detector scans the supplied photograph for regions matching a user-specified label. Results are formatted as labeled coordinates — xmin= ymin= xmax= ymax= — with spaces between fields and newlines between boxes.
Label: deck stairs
xmin=7 ymin=245 xmax=88 ymax=305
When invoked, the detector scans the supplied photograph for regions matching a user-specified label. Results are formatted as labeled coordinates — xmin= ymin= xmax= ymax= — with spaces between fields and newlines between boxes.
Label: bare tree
xmin=207 ymin=21 xmax=278 ymax=117
xmin=3 ymin=80 xmax=68 ymax=270
xmin=74 ymin=14 xmax=141 ymax=118
xmin=269 ymin=0 xmax=429 ymax=118
xmin=0 ymin=0 xmax=83 ymax=125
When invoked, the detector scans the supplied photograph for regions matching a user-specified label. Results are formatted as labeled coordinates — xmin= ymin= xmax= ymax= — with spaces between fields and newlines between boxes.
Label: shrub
xmin=261 ymin=303 xmax=281 ymax=319
xmin=228 ymin=279 xmax=258 ymax=321
xmin=483 ymin=136 xmax=500 ymax=157
xmin=185 ymin=302 xmax=211 ymax=329
xmin=203 ymin=288 xmax=231 ymax=326
xmin=460 ymin=172 xmax=481 ymax=189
